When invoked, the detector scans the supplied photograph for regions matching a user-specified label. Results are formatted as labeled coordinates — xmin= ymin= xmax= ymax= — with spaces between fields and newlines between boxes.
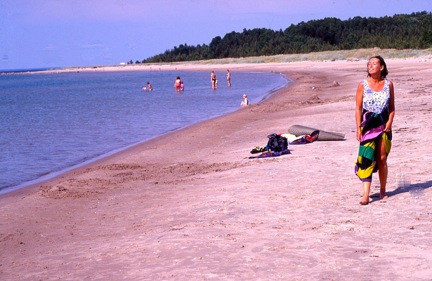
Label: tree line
xmin=136 ymin=11 xmax=432 ymax=64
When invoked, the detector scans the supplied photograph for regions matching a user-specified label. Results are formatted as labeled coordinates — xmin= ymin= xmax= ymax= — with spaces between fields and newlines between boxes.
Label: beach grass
xmin=51 ymin=48 xmax=431 ymax=73
xmin=161 ymin=47 xmax=432 ymax=66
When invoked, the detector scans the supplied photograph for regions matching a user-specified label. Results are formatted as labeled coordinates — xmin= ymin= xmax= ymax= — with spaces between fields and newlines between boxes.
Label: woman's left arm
xmin=385 ymin=81 xmax=395 ymax=132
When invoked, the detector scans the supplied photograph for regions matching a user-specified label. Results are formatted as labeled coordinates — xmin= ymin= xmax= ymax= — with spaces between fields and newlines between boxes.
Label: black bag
xmin=267 ymin=133 xmax=288 ymax=152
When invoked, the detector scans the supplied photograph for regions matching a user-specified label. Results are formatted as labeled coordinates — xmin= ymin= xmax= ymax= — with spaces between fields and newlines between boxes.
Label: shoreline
xmin=1 ymin=58 xmax=432 ymax=279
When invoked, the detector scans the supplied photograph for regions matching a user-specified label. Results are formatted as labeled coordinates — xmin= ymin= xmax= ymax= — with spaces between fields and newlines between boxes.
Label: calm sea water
xmin=0 ymin=70 xmax=288 ymax=194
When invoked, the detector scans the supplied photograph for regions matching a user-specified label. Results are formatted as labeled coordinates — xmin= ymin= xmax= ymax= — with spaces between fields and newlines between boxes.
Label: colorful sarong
xmin=355 ymin=110 xmax=392 ymax=182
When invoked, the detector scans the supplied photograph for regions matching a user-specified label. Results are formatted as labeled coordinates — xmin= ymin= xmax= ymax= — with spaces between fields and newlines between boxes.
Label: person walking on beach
xmin=226 ymin=69 xmax=231 ymax=87
xmin=211 ymin=71 xmax=217 ymax=89
xmin=355 ymin=55 xmax=395 ymax=205
xmin=240 ymin=94 xmax=249 ymax=106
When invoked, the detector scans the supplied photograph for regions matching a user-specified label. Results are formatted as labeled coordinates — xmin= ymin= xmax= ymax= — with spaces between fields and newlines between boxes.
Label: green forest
xmin=136 ymin=11 xmax=432 ymax=64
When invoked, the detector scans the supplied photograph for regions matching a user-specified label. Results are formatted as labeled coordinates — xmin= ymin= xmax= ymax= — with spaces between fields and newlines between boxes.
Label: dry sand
xmin=1 ymin=57 xmax=432 ymax=280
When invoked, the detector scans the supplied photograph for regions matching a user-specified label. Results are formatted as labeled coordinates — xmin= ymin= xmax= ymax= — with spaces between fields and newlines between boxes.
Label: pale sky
xmin=1 ymin=0 xmax=431 ymax=70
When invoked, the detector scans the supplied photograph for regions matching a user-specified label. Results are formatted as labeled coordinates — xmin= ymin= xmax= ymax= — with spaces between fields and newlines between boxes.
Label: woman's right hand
xmin=356 ymin=128 xmax=362 ymax=142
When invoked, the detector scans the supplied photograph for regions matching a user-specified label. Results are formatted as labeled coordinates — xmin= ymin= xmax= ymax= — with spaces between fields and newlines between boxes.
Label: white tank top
xmin=362 ymin=79 xmax=390 ymax=114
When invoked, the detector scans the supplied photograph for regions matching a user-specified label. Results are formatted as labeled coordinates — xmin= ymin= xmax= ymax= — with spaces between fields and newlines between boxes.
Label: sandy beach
xmin=1 ymin=56 xmax=432 ymax=280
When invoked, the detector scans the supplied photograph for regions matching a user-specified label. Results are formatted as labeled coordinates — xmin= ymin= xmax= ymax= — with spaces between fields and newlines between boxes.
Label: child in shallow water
xmin=142 ymin=82 xmax=153 ymax=91
xmin=241 ymin=94 xmax=249 ymax=106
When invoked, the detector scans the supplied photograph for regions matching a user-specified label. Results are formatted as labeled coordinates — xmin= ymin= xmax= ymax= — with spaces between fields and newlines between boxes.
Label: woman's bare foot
xmin=359 ymin=197 xmax=369 ymax=205
xmin=380 ymin=187 xmax=387 ymax=200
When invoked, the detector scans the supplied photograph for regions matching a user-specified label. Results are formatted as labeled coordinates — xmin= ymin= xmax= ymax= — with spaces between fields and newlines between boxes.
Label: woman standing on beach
xmin=355 ymin=55 xmax=395 ymax=205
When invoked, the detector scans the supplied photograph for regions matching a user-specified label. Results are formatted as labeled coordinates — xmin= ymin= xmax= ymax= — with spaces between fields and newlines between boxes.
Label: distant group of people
xmin=210 ymin=69 xmax=231 ymax=89
xmin=144 ymin=70 xmax=247 ymax=106
xmin=143 ymin=69 xmax=232 ymax=93
xmin=142 ymin=76 xmax=185 ymax=92
xmin=211 ymin=69 xmax=247 ymax=106
xmin=141 ymin=69 xmax=246 ymax=106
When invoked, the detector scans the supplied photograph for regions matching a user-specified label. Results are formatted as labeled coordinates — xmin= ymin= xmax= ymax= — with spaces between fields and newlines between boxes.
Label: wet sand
xmin=1 ymin=57 xmax=432 ymax=280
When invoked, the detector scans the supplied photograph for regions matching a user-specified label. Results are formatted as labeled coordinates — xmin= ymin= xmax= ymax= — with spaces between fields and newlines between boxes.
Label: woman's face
xmin=367 ymin=58 xmax=383 ymax=76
